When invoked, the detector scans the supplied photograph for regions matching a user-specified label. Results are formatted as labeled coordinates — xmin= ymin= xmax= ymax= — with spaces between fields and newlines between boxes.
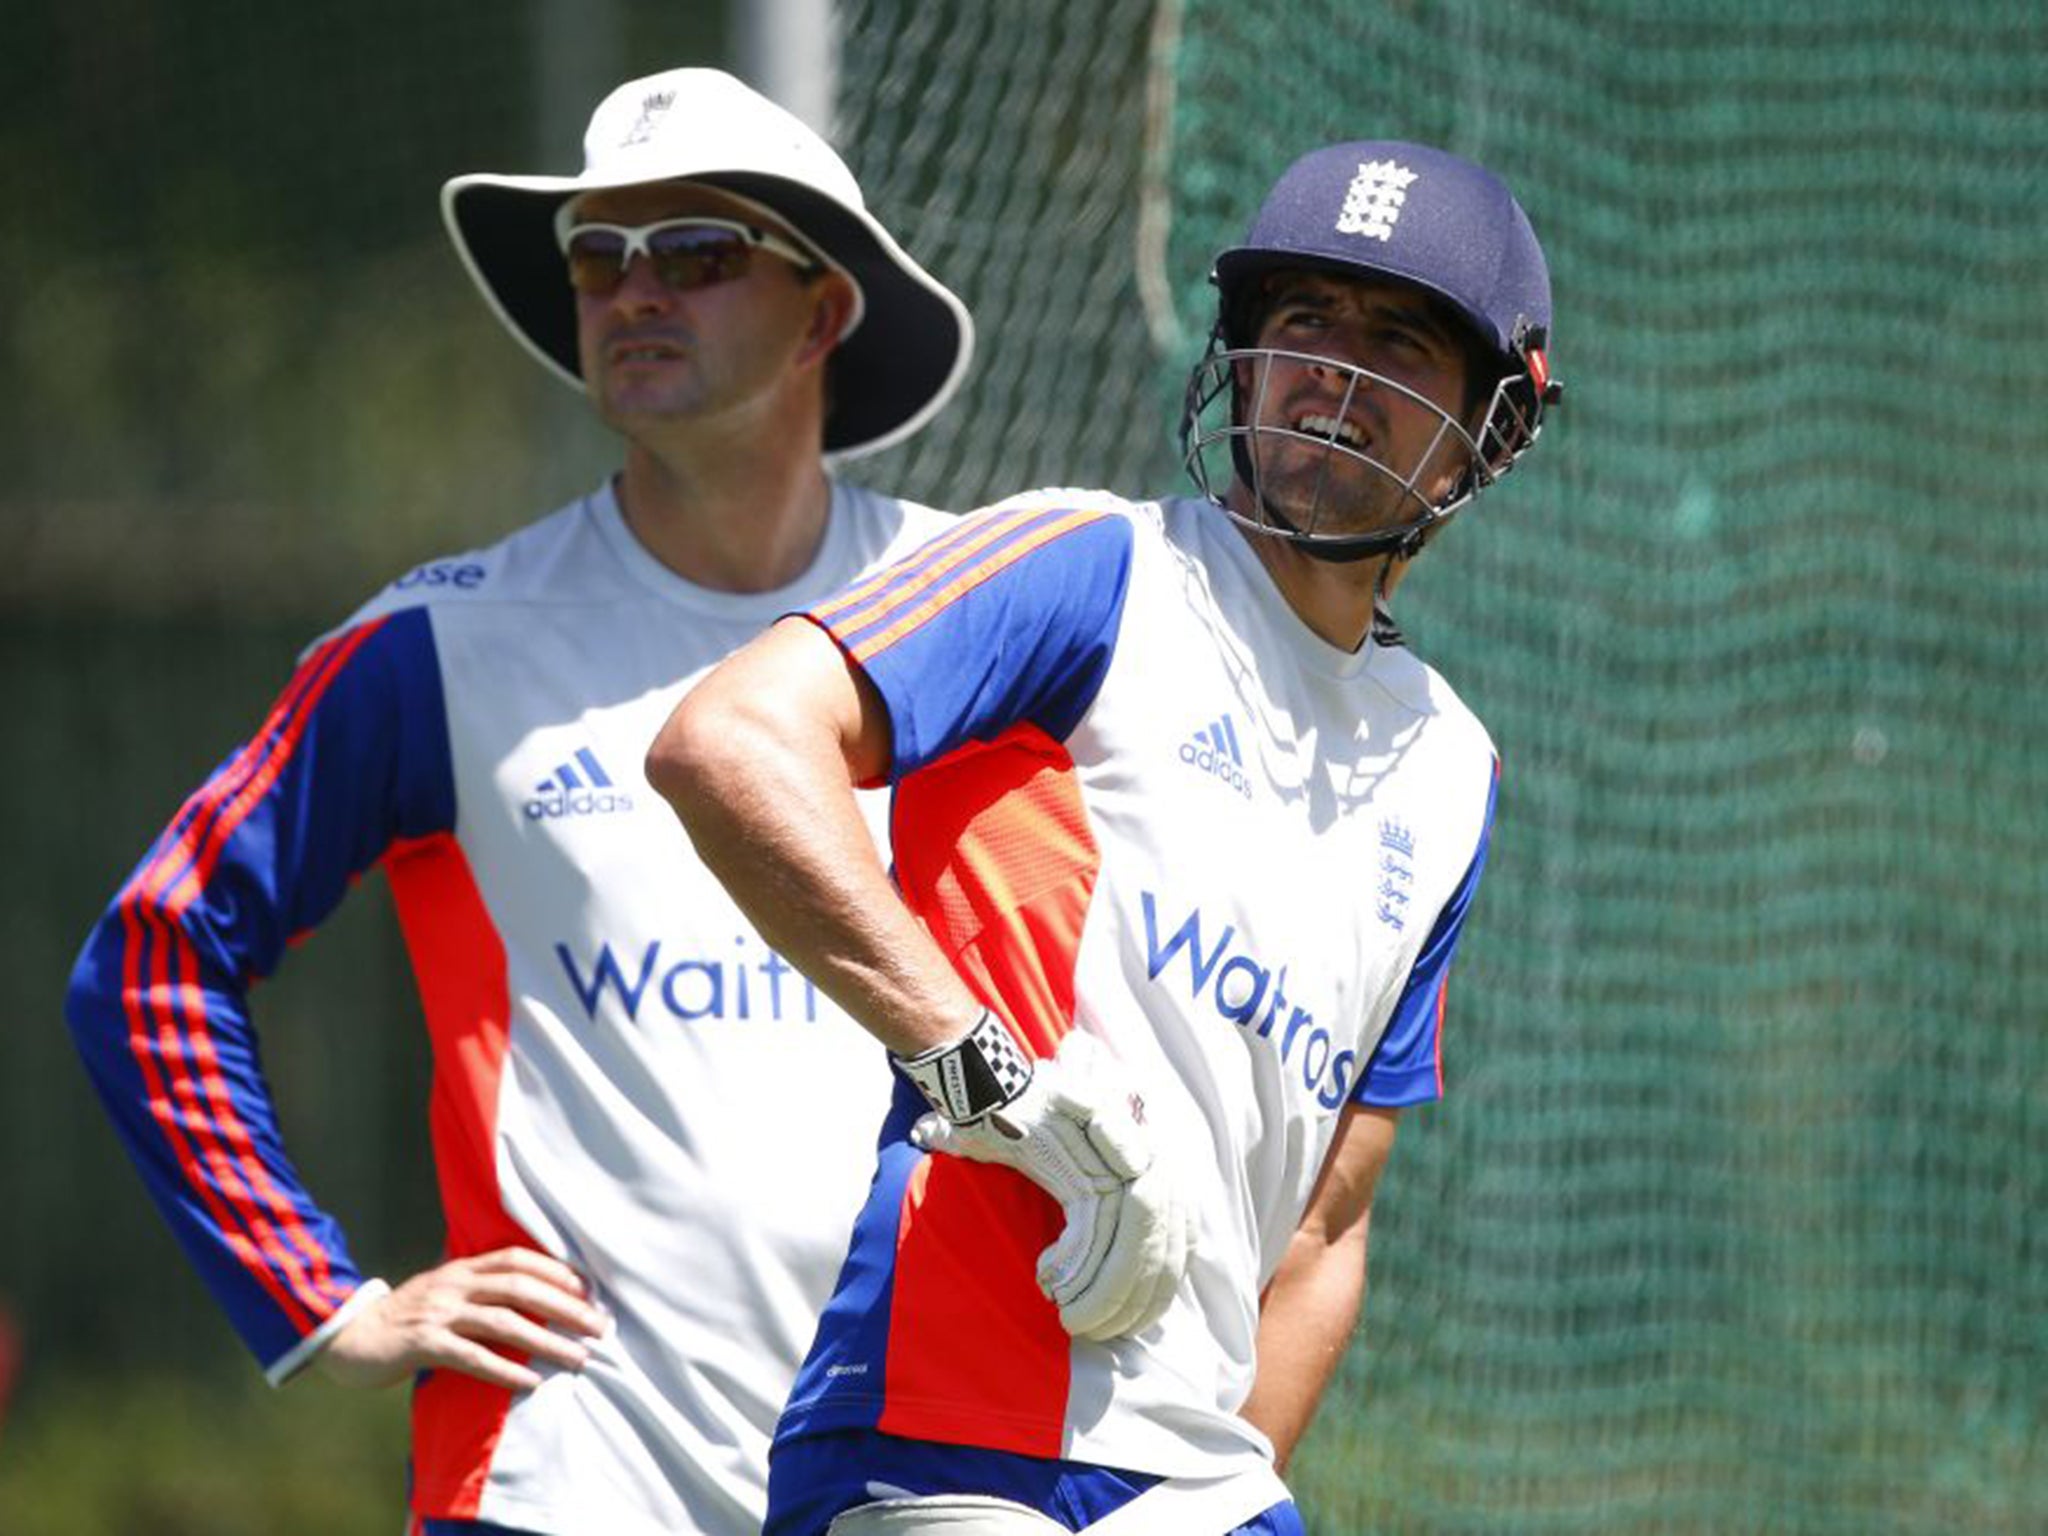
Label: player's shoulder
xmin=1370 ymin=642 xmax=1496 ymax=760
xmin=335 ymin=491 xmax=610 ymax=637
xmin=977 ymin=485 xmax=1155 ymax=526
xmin=949 ymin=486 xmax=1159 ymax=557
xmin=832 ymin=481 xmax=958 ymax=566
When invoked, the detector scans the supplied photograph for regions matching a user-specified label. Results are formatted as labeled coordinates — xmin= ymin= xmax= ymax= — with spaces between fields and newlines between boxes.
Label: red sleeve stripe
xmin=1432 ymin=974 xmax=1448 ymax=1099
xmin=119 ymin=624 xmax=376 ymax=1319
xmin=119 ymin=634 xmax=367 ymax=1319
xmin=137 ymin=614 xmax=355 ymax=900
xmin=812 ymin=503 xmax=1098 ymax=639
xmin=149 ymin=622 xmax=384 ymax=1300
xmin=153 ymin=623 xmax=373 ymax=916
xmin=826 ymin=506 xmax=1113 ymax=665
xmin=116 ymin=897 xmax=319 ymax=1331
xmin=107 ymin=626 xmax=367 ymax=1330
xmin=812 ymin=503 xmax=1048 ymax=628
xmin=117 ymin=622 xmax=385 ymax=1324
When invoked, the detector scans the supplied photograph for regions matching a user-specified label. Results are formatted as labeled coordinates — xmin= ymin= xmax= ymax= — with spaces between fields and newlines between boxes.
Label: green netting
xmin=832 ymin=0 xmax=1181 ymax=505
xmin=1144 ymin=3 xmax=2046 ymax=1531
xmin=3 ymin=2 xmax=2042 ymax=1530
xmin=831 ymin=7 xmax=2048 ymax=1527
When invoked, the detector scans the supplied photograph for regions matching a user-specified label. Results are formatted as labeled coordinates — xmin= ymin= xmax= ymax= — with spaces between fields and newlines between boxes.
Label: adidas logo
xmin=524 ymin=746 xmax=635 ymax=820
xmin=1178 ymin=715 xmax=1253 ymax=800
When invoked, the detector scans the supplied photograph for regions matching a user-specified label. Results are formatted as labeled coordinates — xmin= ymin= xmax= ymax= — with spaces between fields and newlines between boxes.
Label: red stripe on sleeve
xmin=834 ymin=508 xmax=1111 ymax=666
xmin=1433 ymin=976 xmax=1448 ymax=1097
xmin=155 ymin=626 xmax=376 ymax=912
xmin=813 ymin=503 xmax=1039 ymax=628
xmin=117 ymin=899 xmax=319 ymax=1331
xmin=118 ymin=624 xmax=384 ymax=1325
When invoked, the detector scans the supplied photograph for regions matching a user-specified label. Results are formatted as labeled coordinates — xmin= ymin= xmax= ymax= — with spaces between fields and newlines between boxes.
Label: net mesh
xmin=3 ymin=2 xmax=2042 ymax=1530
xmin=1144 ymin=4 xmax=2046 ymax=1531
xmin=832 ymin=0 xmax=1180 ymax=505
xmin=849 ymin=2 xmax=2047 ymax=1528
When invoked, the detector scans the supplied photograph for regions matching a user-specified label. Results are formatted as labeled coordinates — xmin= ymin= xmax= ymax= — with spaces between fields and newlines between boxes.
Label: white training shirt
xmin=774 ymin=490 xmax=1499 ymax=1479
xmin=66 ymin=479 xmax=949 ymax=1535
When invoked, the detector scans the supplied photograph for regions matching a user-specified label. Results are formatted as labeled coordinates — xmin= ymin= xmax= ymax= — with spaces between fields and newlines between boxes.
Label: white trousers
xmin=824 ymin=1465 xmax=1291 ymax=1536
xmin=827 ymin=1495 xmax=1069 ymax=1534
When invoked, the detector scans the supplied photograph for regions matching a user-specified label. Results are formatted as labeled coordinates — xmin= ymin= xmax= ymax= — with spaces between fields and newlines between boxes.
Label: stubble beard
xmin=1250 ymin=437 xmax=1418 ymax=540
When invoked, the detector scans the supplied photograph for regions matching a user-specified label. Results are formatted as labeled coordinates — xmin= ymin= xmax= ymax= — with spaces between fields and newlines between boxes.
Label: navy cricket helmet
xmin=1181 ymin=140 xmax=1561 ymax=561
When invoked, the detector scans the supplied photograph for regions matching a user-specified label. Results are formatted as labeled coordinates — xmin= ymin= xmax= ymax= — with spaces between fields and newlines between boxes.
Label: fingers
xmin=1099 ymin=1167 xmax=1194 ymax=1340
xmin=447 ymin=1297 xmax=592 ymax=1377
xmin=1049 ymin=1196 xmax=1145 ymax=1340
xmin=1077 ymin=1102 xmax=1151 ymax=1183
xmin=1035 ymin=1070 xmax=1180 ymax=1336
xmin=1035 ymin=1190 xmax=1114 ymax=1303
xmin=475 ymin=1243 xmax=592 ymax=1297
xmin=1037 ymin=1049 xmax=1153 ymax=1184
xmin=911 ymin=1038 xmax=1192 ymax=1342
xmin=1045 ymin=1162 xmax=1194 ymax=1342
xmin=318 ymin=1247 xmax=607 ymax=1393
xmin=907 ymin=1033 xmax=1195 ymax=1343
xmin=402 ymin=1315 xmax=556 ymax=1395
xmin=463 ymin=1247 xmax=608 ymax=1341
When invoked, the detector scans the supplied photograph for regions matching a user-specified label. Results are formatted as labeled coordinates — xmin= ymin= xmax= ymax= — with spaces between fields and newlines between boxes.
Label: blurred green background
xmin=3 ymin=1 xmax=2043 ymax=1532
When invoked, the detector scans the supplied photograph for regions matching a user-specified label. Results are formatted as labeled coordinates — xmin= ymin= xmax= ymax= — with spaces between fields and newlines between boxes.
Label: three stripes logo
xmin=524 ymin=746 xmax=635 ymax=821
xmin=1180 ymin=714 xmax=1254 ymax=800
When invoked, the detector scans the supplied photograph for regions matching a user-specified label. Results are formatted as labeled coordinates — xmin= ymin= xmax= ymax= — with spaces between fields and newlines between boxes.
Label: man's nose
xmin=1305 ymin=349 xmax=1371 ymax=390
xmin=611 ymin=253 xmax=676 ymax=312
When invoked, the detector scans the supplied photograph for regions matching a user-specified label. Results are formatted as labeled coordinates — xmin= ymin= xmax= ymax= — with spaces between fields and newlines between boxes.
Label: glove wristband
xmin=893 ymin=1008 xmax=1033 ymax=1124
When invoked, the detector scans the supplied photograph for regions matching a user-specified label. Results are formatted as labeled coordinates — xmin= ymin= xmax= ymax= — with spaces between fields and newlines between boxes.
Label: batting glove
xmin=894 ymin=1012 xmax=1194 ymax=1342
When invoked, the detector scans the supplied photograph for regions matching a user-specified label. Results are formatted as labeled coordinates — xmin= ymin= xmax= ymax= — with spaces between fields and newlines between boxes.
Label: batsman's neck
xmin=1234 ymin=518 xmax=1412 ymax=654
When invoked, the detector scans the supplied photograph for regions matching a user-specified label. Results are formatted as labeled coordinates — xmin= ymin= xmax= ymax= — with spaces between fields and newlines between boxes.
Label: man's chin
xmin=596 ymin=388 xmax=697 ymax=429
xmin=1248 ymin=477 xmax=1410 ymax=542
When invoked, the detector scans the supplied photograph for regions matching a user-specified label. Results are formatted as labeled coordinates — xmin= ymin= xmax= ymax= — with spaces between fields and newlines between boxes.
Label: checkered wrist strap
xmin=893 ymin=1008 xmax=1033 ymax=1124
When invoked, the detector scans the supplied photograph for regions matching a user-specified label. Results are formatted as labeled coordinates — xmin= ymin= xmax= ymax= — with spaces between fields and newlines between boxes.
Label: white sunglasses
xmin=552 ymin=211 xmax=822 ymax=296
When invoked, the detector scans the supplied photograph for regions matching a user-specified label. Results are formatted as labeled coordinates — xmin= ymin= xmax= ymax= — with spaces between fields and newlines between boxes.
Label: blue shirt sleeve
xmin=807 ymin=501 xmax=1136 ymax=775
xmin=63 ymin=606 xmax=454 ymax=1373
xmin=1355 ymin=759 xmax=1499 ymax=1108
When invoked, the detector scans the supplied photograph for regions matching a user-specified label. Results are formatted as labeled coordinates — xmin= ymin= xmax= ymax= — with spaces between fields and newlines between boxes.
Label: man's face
xmin=1229 ymin=270 xmax=1482 ymax=541
xmin=568 ymin=180 xmax=843 ymax=434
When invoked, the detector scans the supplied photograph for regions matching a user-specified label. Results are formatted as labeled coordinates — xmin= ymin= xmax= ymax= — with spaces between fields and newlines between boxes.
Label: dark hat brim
xmin=442 ymin=170 xmax=973 ymax=461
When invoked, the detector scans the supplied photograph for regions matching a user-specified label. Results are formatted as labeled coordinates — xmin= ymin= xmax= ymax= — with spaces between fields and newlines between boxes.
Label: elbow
xmin=647 ymin=618 xmax=873 ymax=836
xmin=645 ymin=681 xmax=742 ymax=831
xmin=62 ymin=965 xmax=97 ymax=1056
xmin=64 ymin=926 xmax=126 ymax=1083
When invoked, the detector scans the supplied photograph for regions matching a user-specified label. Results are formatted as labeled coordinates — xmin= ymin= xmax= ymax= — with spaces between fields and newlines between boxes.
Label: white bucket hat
xmin=441 ymin=67 xmax=973 ymax=461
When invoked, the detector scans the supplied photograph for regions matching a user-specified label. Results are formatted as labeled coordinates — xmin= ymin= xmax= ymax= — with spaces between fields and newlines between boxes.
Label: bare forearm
xmin=647 ymin=620 xmax=982 ymax=1056
xmin=654 ymin=619 xmax=1199 ymax=1348
xmin=1243 ymin=1103 xmax=1397 ymax=1468
xmin=1241 ymin=1221 xmax=1369 ymax=1469
xmin=665 ymin=719 xmax=970 ymax=1051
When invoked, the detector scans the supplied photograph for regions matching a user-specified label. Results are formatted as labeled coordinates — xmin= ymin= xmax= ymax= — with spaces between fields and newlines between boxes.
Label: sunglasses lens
xmin=645 ymin=227 xmax=754 ymax=290
xmin=564 ymin=223 xmax=759 ymax=296
xmin=565 ymin=229 xmax=632 ymax=295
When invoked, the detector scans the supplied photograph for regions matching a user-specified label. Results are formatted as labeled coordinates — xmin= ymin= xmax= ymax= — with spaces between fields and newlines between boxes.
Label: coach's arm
xmin=1241 ymin=1103 xmax=1400 ymax=1470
